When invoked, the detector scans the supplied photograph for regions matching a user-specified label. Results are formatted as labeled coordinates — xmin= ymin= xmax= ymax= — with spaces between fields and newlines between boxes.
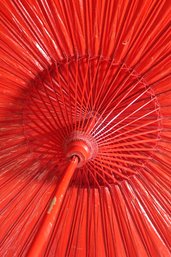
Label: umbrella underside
xmin=0 ymin=0 xmax=170 ymax=256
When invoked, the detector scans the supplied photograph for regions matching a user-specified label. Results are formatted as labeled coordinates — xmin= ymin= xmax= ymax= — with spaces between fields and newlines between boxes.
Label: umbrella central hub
xmin=65 ymin=132 xmax=98 ymax=167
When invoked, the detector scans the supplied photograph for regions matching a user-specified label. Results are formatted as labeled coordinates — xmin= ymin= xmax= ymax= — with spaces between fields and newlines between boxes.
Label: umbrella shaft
xmin=27 ymin=156 xmax=79 ymax=257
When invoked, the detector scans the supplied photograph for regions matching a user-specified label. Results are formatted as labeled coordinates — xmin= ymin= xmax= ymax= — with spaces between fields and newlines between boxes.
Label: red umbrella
xmin=0 ymin=0 xmax=170 ymax=256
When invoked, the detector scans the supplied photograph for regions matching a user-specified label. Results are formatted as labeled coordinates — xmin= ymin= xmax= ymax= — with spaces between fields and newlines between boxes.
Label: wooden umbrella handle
xmin=27 ymin=156 xmax=79 ymax=257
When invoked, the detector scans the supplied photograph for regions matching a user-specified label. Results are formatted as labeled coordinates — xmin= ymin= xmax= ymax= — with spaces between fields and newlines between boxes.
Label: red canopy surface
xmin=0 ymin=0 xmax=170 ymax=256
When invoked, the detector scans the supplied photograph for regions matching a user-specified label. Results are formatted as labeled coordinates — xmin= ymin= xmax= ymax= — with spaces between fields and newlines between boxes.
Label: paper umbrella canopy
xmin=0 ymin=0 xmax=170 ymax=256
